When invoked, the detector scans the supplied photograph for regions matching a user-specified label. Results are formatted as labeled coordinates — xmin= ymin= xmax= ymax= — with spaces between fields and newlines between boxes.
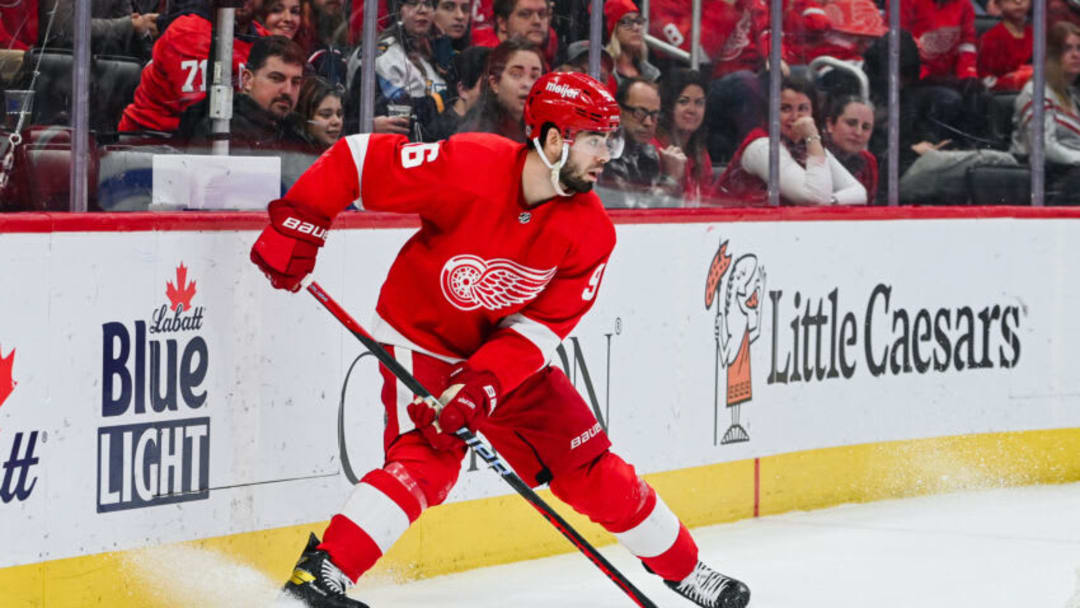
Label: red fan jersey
xmin=288 ymin=133 xmax=616 ymax=394
xmin=777 ymin=0 xmax=832 ymax=65
xmin=977 ymin=21 xmax=1033 ymax=91
xmin=118 ymin=15 xmax=267 ymax=133
xmin=648 ymin=0 xmax=776 ymax=78
xmin=0 ymin=0 xmax=36 ymax=50
xmin=471 ymin=0 xmax=494 ymax=30
xmin=899 ymin=0 xmax=977 ymax=80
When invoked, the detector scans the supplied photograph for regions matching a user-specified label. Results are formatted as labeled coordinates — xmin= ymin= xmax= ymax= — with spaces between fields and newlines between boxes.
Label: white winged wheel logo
xmin=440 ymin=255 xmax=558 ymax=311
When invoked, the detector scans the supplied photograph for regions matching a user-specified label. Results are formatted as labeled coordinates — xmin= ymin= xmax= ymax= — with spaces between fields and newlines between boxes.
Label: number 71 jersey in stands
xmin=119 ymin=14 xmax=267 ymax=133
xmin=288 ymin=132 xmax=616 ymax=394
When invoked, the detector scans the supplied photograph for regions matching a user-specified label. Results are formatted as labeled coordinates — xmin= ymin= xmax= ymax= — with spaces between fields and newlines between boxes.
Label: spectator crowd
xmin=2 ymin=0 xmax=1079 ymax=209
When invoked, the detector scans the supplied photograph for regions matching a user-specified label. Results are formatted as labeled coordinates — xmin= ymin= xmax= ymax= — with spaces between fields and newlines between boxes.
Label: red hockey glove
xmin=251 ymin=199 xmax=331 ymax=292
xmin=407 ymin=365 xmax=501 ymax=451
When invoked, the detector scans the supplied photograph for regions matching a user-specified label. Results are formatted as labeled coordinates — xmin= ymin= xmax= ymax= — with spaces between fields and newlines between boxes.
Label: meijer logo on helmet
xmin=545 ymin=81 xmax=580 ymax=99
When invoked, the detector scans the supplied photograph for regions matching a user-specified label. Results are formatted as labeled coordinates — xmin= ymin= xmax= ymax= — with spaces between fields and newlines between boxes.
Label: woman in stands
xmin=604 ymin=0 xmax=659 ymax=87
xmin=824 ymin=96 xmax=878 ymax=204
xmin=456 ymin=38 xmax=544 ymax=142
xmin=371 ymin=0 xmax=448 ymax=140
xmin=297 ymin=76 xmax=344 ymax=149
xmin=1012 ymin=21 xmax=1080 ymax=204
xmin=654 ymin=68 xmax=714 ymax=204
xmin=259 ymin=0 xmax=307 ymax=44
xmin=714 ymin=77 xmax=868 ymax=205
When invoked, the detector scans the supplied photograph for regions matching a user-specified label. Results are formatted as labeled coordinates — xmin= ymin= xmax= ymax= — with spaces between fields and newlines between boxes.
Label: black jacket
xmin=177 ymin=93 xmax=312 ymax=151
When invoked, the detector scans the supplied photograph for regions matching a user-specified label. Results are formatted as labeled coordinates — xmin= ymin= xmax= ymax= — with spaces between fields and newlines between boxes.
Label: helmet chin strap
xmin=532 ymin=138 xmax=571 ymax=197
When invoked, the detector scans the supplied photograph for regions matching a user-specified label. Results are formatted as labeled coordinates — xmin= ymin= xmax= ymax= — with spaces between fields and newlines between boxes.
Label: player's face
xmin=401 ymin=0 xmax=435 ymax=37
xmin=826 ymin=101 xmax=873 ymax=156
xmin=491 ymin=50 xmax=543 ymax=120
xmin=307 ymin=94 xmax=344 ymax=146
xmin=560 ymin=132 xmax=614 ymax=194
xmin=504 ymin=0 xmax=549 ymax=47
xmin=434 ymin=0 xmax=470 ymax=39
xmin=263 ymin=0 xmax=301 ymax=39
xmin=244 ymin=56 xmax=305 ymax=118
xmin=672 ymin=83 xmax=705 ymax=134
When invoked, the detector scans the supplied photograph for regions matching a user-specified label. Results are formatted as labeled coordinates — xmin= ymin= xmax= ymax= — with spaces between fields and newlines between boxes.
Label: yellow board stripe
xmin=3 ymin=427 xmax=1079 ymax=606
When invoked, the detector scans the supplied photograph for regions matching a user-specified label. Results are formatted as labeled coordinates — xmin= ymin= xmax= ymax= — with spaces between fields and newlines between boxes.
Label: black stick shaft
xmin=306 ymin=280 xmax=658 ymax=608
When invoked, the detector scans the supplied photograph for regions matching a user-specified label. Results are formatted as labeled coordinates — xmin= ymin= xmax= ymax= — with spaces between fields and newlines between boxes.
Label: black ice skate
xmin=664 ymin=560 xmax=750 ymax=608
xmin=282 ymin=533 xmax=370 ymax=608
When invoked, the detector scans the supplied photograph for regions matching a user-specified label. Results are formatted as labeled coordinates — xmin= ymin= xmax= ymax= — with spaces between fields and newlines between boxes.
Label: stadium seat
xmin=3 ymin=126 xmax=98 ymax=211
xmin=966 ymin=164 xmax=1031 ymax=205
xmin=987 ymin=91 xmax=1019 ymax=150
xmin=14 ymin=49 xmax=73 ymax=126
xmin=12 ymin=50 xmax=143 ymax=133
xmin=92 ymin=55 xmax=143 ymax=134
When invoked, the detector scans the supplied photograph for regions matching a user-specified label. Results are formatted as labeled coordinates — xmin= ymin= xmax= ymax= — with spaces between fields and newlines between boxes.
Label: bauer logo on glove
xmin=251 ymin=199 xmax=332 ymax=292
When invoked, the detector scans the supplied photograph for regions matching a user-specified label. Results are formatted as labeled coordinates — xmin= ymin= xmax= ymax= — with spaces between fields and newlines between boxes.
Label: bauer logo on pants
xmin=96 ymin=262 xmax=211 ymax=513
xmin=705 ymin=239 xmax=766 ymax=446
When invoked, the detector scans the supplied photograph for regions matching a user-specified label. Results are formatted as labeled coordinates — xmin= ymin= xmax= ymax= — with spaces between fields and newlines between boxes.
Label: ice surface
xmin=351 ymin=482 xmax=1080 ymax=607
xmin=124 ymin=544 xmax=308 ymax=608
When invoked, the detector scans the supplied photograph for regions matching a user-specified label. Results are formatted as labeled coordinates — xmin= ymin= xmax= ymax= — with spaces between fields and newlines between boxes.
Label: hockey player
xmin=250 ymin=71 xmax=751 ymax=608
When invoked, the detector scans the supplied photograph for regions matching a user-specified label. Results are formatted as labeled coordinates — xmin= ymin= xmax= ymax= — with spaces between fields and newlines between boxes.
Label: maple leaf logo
xmin=0 ymin=344 xmax=16 ymax=409
xmin=166 ymin=262 xmax=197 ymax=312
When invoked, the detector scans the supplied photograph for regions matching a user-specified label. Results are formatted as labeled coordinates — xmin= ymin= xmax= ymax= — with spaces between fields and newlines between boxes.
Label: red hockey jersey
xmin=649 ymin=0 xmax=773 ymax=77
xmin=977 ymin=21 xmax=1032 ymax=91
xmin=0 ymin=0 xmax=36 ymax=50
xmin=118 ymin=15 xmax=267 ymax=133
xmin=899 ymin=0 xmax=977 ymax=80
xmin=288 ymin=133 xmax=616 ymax=394
xmin=770 ymin=0 xmax=831 ymax=66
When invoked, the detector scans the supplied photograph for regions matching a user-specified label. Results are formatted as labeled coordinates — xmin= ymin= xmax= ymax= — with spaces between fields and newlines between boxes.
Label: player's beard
xmin=558 ymin=160 xmax=594 ymax=194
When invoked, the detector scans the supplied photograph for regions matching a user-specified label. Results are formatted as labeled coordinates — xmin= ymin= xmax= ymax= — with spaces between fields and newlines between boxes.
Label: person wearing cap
xmin=803 ymin=0 xmax=889 ymax=99
xmin=755 ymin=0 xmax=831 ymax=68
xmin=804 ymin=0 xmax=888 ymax=68
xmin=555 ymin=39 xmax=617 ymax=95
xmin=603 ymin=0 xmax=660 ymax=86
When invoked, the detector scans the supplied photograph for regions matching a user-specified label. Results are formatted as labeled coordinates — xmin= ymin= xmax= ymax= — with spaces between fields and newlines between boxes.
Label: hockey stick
xmin=305 ymin=279 xmax=659 ymax=608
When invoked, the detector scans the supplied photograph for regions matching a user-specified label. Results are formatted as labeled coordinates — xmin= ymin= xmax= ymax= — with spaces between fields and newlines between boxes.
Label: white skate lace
xmin=674 ymin=562 xmax=732 ymax=607
xmin=320 ymin=558 xmax=353 ymax=596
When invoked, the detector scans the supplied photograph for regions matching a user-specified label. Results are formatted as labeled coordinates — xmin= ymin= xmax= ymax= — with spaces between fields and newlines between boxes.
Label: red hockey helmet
xmin=523 ymin=71 xmax=622 ymax=154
